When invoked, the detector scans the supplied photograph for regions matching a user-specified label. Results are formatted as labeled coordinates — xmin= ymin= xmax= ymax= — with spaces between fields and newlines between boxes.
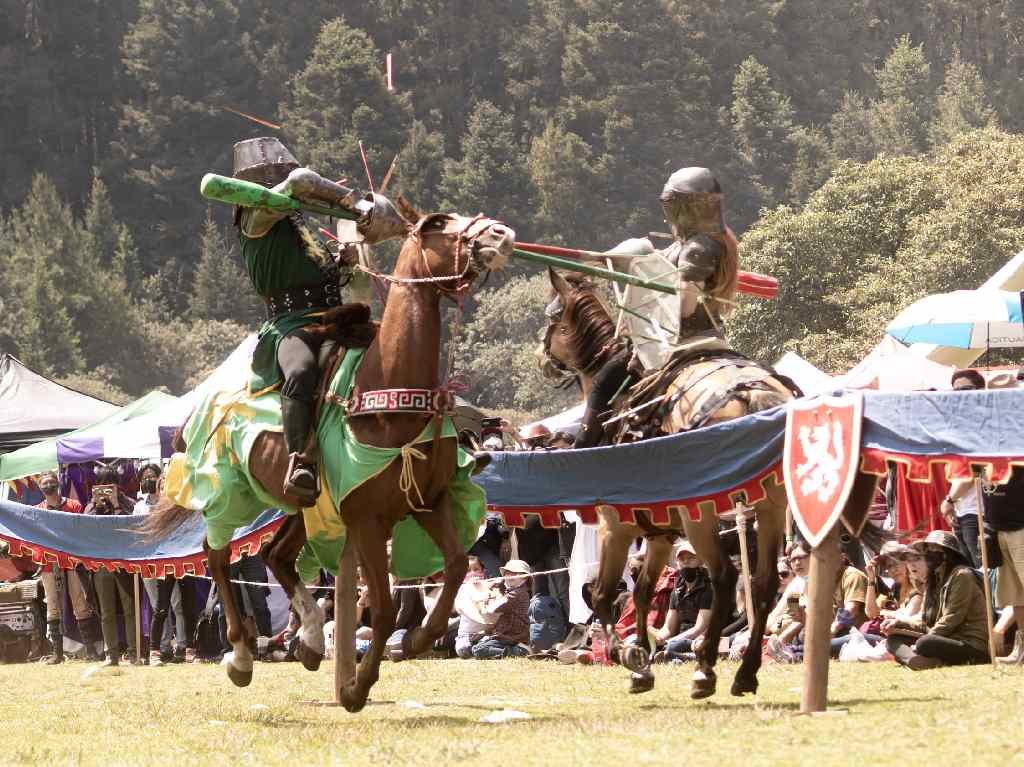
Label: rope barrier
xmin=176 ymin=562 xmax=587 ymax=592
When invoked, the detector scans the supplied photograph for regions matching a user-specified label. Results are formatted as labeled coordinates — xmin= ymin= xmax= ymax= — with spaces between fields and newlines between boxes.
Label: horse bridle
xmin=410 ymin=213 xmax=503 ymax=299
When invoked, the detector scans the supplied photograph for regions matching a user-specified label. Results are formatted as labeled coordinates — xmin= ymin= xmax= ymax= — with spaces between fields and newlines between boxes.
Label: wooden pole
xmin=800 ymin=527 xmax=842 ymax=713
xmin=972 ymin=474 xmax=999 ymax=669
xmin=335 ymin=540 xmax=358 ymax=704
xmin=735 ymin=507 xmax=755 ymax=627
xmin=133 ymin=573 xmax=142 ymax=665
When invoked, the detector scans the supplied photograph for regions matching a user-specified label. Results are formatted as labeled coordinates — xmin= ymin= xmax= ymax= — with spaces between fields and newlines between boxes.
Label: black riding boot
xmin=44 ymin=620 xmax=64 ymax=665
xmin=281 ymin=395 xmax=318 ymax=506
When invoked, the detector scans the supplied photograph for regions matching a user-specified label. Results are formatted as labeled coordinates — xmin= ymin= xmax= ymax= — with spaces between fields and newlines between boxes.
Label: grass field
xmin=2 ymin=658 xmax=1021 ymax=766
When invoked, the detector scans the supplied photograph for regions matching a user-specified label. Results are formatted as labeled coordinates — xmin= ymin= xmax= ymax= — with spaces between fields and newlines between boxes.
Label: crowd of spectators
xmin=1 ymin=366 xmax=1023 ymax=674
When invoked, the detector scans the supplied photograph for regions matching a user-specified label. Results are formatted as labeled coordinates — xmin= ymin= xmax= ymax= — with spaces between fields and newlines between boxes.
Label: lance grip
xmin=199 ymin=173 xmax=358 ymax=221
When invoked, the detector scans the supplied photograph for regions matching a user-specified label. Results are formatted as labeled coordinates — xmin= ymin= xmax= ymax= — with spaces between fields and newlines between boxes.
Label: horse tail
xmin=708 ymin=226 xmax=740 ymax=316
xmin=137 ymin=498 xmax=197 ymax=543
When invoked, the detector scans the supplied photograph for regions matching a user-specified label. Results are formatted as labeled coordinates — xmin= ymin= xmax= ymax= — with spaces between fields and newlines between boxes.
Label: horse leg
xmin=340 ymin=519 xmax=394 ymax=713
xmin=731 ymin=501 xmax=784 ymax=696
xmin=684 ymin=514 xmax=737 ymax=700
xmin=402 ymin=490 xmax=468 ymax=658
xmin=262 ymin=513 xmax=325 ymax=671
xmin=207 ymin=543 xmax=255 ymax=687
xmin=622 ymin=534 xmax=672 ymax=694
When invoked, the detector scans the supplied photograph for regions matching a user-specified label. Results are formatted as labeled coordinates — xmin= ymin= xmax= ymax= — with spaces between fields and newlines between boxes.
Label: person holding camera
xmin=84 ymin=466 xmax=139 ymax=665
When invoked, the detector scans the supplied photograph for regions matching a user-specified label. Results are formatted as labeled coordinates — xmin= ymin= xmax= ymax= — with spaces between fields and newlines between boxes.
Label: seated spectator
xmin=454 ymin=557 xmax=493 ymax=658
xmin=471 ymin=559 xmax=532 ymax=659
xmin=614 ymin=555 xmax=677 ymax=644
xmin=826 ymin=554 xmax=869 ymax=656
xmin=764 ymin=543 xmax=809 ymax=657
xmin=834 ymin=542 xmax=922 ymax=654
xmin=653 ymin=542 xmax=712 ymax=662
xmin=884 ymin=531 xmax=990 ymax=670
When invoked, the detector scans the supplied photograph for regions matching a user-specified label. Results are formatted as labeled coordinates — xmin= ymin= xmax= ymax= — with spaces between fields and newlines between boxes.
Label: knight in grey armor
xmin=659 ymin=166 xmax=731 ymax=340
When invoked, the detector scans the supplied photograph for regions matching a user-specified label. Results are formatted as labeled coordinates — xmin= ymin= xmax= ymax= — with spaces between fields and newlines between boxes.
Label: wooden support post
xmin=133 ymin=573 xmax=142 ymax=665
xmin=335 ymin=540 xmax=358 ymax=705
xmin=800 ymin=527 xmax=842 ymax=713
xmin=735 ymin=507 xmax=755 ymax=626
xmin=973 ymin=474 xmax=999 ymax=669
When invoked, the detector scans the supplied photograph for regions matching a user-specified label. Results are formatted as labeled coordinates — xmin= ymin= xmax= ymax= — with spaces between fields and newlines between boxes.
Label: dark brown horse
xmin=541 ymin=269 xmax=795 ymax=698
xmin=147 ymin=202 xmax=514 ymax=712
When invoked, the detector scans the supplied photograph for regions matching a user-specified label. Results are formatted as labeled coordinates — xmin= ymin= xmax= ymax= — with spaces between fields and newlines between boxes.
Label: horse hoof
xmin=730 ymin=674 xmax=758 ymax=697
xmin=620 ymin=644 xmax=650 ymax=674
xmin=341 ymin=687 xmax=367 ymax=714
xmin=690 ymin=669 xmax=717 ymax=700
xmin=629 ymin=671 xmax=655 ymax=695
xmin=226 ymin=663 xmax=253 ymax=687
xmin=295 ymin=641 xmax=323 ymax=672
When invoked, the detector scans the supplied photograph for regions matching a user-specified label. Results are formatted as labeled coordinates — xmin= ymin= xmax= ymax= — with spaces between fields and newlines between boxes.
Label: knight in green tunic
xmin=230 ymin=137 xmax=407 ymax=504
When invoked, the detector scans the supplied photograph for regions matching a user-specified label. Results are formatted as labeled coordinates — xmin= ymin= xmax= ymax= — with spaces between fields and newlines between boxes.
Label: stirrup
xmin=285 ymin=453 xmax=320 ymax=505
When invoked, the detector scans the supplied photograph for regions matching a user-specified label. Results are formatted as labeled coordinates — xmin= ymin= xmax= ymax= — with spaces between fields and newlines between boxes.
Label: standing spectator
xmin=984 ymin=466 xmax=1024 ymax=664
xmin=941 ymin=479 xmax=981 ymax=568
xmin=84 ymin=466 xmax=139 ymax=666
xmin=34 ymin=471 xmax=102 ymax=663
xmin=883 ymin=531 xmax=989 ymax=670
xmin=472 ymin=560 xmax=532 ymax=659
xmin=133 ymin=463 xmax=193 ymax=665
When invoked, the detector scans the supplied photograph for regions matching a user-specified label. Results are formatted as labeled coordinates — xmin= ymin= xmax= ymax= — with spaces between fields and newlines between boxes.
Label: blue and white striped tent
xmin=887 ymin=289 xmax=1024 ymax=348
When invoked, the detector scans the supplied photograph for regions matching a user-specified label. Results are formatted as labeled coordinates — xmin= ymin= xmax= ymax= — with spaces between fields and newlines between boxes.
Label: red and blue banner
xmin=474 ymin=388 xmax=1024 ymax=527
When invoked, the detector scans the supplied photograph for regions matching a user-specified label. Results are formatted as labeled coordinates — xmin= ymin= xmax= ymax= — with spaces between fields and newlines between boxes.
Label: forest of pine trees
xmin=2 ymin=1 xmax=1023 ymax=416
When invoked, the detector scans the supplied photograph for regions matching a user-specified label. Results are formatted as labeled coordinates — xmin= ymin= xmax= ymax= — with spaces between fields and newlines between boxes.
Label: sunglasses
xmin=789 ymin=554 xmax=809 ymax=562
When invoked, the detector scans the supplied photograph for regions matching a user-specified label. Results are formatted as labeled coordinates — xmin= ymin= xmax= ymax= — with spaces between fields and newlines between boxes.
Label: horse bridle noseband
xmin=411 ymin=213 xmax=503 ymax=299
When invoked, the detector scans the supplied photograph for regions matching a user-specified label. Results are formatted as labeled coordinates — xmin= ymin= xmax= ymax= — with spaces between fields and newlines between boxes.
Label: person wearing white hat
xmin=652 ymin=541 xmax=712 ymax=662
xmin=471 ymin=560 xmax=532 ymax=659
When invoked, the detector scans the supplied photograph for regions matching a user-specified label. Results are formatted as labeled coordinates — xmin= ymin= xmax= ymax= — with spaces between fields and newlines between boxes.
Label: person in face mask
xmin=132 ymin=463 xmax=192 ymax=665
xmin=471 ymin=559 xmax=532 ymax=659
xmin=882 ymin=531 xmax=990 ymax=670
xmin=653 ymin=541 xmax=713 ymax=662
xmin=33 ymin=471 xmax=102 ymax=663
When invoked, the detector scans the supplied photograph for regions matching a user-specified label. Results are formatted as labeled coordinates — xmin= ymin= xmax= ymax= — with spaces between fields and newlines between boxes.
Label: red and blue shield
xmin=783 ymin=393 xmax=864 ymax=549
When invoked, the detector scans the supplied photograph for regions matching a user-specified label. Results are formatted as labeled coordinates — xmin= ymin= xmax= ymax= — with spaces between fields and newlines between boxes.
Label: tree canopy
xmin=2 ymin=1 xmax=1024 ymax=415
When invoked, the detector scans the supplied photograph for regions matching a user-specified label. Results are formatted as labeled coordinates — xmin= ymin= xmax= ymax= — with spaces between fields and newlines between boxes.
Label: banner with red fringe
xmin=0 ymin=499 xmax=285 ymax=577
xmin=474 ymin=388 xmax=1024 ymax=528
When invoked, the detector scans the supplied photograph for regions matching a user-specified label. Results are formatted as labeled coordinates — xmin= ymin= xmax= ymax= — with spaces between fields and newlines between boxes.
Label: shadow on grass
xmin=639 ymin=695 xmax=946 ymax=712
xmin=399 ymin=714 xmax=554 ymax=729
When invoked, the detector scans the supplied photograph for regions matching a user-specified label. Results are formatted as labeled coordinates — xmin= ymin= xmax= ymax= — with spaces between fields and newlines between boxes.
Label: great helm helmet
xmin=233 ymin=137 xmax=299 ymax=187
xmin=659 ymin=167 xmax=725 ymax=239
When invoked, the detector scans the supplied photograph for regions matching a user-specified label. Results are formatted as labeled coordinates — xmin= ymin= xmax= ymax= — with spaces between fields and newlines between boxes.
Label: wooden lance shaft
xmin=200 ymin=173 xmax=359 ymax=221
xmin=972 ymin=472 xmax=999 ymax=669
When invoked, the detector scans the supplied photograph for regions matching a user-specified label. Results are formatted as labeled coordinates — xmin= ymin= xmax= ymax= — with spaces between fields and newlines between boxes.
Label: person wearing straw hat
xmin=882 ymin=531 xmax=989 ymax=670
xmin=471 ymin=559 xmax=532 ymax=659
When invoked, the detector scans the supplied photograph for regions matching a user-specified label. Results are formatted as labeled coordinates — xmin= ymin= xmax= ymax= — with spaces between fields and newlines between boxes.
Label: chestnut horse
xmin=541 ymin=269 xmax=796 ymax=698
xmin=146 ymin=202 xmax=513 ymax=712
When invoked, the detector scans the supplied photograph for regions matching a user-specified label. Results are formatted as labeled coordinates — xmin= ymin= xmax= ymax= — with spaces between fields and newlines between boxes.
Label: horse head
xmin=540 ymin=268 xmax=618 ymax=381
xmin=395 ymin=197 xmax=514 ymax=296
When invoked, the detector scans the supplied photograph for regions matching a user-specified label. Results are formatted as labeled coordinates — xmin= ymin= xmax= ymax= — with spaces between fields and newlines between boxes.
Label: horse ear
xmin=395 ymin=195 xmax=421 ymax=223
xmin=548 ymin=267 xmax=571 ymax=296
